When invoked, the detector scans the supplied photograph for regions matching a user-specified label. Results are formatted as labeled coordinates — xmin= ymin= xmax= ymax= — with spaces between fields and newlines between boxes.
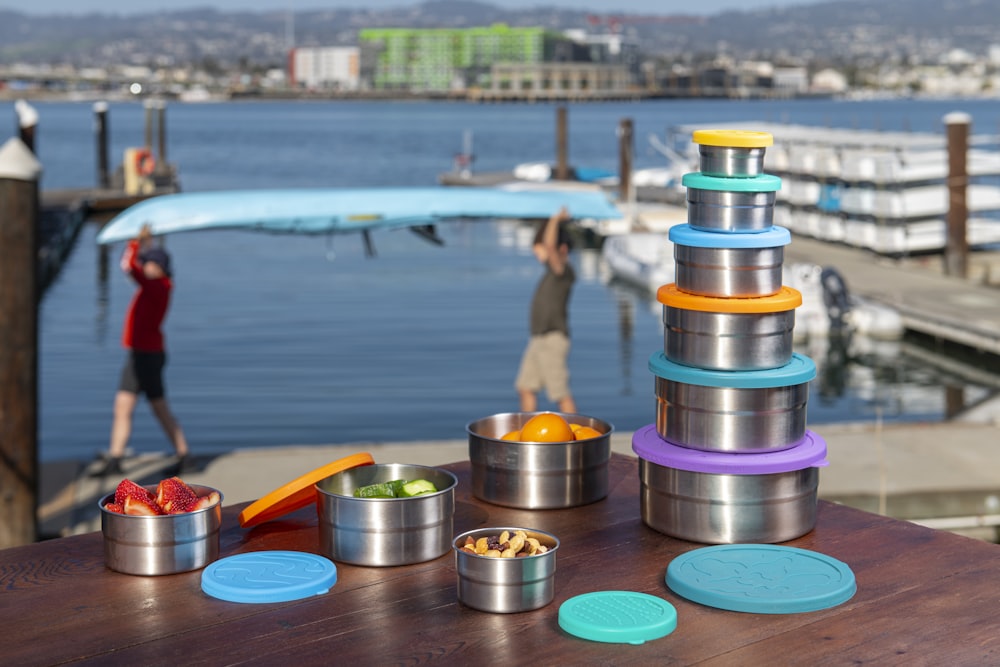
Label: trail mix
xmin=459 ymin=529 xmax=549 ymax=558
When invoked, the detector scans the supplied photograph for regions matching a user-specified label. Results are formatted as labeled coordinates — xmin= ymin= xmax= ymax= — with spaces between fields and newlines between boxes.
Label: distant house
xmin=289 ymin=46 xmax=361 ymax=91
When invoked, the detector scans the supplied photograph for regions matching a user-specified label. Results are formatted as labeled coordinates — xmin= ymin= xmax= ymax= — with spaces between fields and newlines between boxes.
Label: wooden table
xmin=4 ymin=454 xmax=999 ymax=665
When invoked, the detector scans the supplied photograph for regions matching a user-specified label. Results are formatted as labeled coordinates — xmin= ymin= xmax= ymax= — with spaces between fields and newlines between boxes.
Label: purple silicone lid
xmin=632 ymin=425 xmax=829 ymax=474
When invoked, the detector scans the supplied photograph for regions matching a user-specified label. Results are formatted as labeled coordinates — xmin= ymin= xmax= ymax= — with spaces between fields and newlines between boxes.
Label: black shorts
xmin=118 ymin=351 xmax=167 ymax=400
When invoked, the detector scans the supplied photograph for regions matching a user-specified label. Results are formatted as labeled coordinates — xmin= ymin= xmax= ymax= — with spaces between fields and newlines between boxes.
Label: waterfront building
xmin=357 ymin=24 xmax=580 ymax=92
xmin=288 ymin=46 xmax=361 ymax=91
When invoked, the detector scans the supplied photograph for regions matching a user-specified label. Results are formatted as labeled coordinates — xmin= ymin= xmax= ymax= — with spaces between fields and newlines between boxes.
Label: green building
xmin=358 ymin=24 xmax=578 ymax=91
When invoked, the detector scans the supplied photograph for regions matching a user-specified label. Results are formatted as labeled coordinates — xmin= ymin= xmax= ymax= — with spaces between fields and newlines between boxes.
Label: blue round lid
xmin=632 ymin=425 xmax=829 ymax=474
xmin=666 ymin=544 xmax=856 ymax=614
xmin=683 ymin=172 xmax=782 ymax=192
xmin=649 ymin=351 xmax=816 ymax=388
xmin=201 ymin=551 xmax=337 ymax=604
xmin=669 ymin=224 xmax=790 ymax=249
xmin=559 ymin=591 xmax=678 ymax=645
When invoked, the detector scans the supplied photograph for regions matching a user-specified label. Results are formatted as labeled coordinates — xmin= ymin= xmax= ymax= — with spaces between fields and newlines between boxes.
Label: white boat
xmin=667 ymin=121 xmax=1000 ymax=255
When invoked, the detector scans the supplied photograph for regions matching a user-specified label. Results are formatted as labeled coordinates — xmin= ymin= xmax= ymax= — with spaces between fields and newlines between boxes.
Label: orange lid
xmin=693 ymin=129 xmax=773 ymax=148
xmin=238 ymin=452 xmax=375 ymax=528
xmin=656 ymin=284 xmax=801 ymax=314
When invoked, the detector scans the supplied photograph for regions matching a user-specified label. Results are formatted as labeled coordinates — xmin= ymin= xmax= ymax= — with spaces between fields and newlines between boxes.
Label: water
xmin=8 ymin=97 xmax=1000 ymax=462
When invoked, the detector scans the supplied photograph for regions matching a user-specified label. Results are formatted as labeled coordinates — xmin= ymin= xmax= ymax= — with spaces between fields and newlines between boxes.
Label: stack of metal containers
xmin=631 ymin=129 xmax=830 ymax=544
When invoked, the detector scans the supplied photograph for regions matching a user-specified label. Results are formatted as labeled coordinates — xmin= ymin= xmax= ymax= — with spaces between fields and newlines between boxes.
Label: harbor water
xmin=9 ymin=97 xmax=1000 ymax=463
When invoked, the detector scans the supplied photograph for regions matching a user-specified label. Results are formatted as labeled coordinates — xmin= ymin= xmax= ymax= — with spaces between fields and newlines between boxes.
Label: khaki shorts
xmin=515 ymin=331 xmax=571 ymax=403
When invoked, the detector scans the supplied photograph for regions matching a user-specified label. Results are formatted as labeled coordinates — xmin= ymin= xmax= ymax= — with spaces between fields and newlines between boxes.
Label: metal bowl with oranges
xmin=466 ymin=411 xmax=613 ymax=509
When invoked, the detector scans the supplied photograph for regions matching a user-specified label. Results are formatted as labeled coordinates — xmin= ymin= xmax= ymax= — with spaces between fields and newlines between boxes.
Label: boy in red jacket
xmin=92 ymin=225 xmax=190 ymax=476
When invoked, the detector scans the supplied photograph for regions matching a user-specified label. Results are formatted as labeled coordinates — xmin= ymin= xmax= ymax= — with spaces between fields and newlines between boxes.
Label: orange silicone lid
xmin=238 ymin=452 xmax=375 ymax=528
xmin=693 ymin=129 xmax=774 ymax=148
xmin=656 ymin=284 xmax=802 ymax=314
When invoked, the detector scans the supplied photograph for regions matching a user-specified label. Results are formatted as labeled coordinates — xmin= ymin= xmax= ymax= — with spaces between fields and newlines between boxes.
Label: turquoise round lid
xmin=683 ymin=172 xmax=782 ymax=192
xmin=649 ymin=351 xmax=816 ymax=388
xmin=670 ymin=224 xmax=790 ymax=249
xmin=559 ymin=591 xmax=677 ymax=645
xmin=666 ymin=545 xmax=856 ymax=614
xmin=201 ymin=551 xmax=337 ymax=604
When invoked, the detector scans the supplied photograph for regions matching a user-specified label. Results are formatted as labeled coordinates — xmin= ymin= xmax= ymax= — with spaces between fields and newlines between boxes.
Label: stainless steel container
xmin=658 ymin=284 xmax=801 ymax=372
xmin=686 ymin=187 xmax=778 ymax=233
xmin=316 ymin=463 xmax=457 ymax=567
xmin=100 ymin=484 xmax=223 ymax=576
xmin=650 ymin=351 xmax=815 ymax=453
xmin=671 ymin=224 xmax=790 ymax=298
xmin=633 ymin=425 xmax=828 ymax=544
xmin=693 ymin=129 xmax=773 ymax=178
xmin=466 ymin=412 xmax=613 ymax=509
xmin=454 ymin=527 xmax=559 ymax=613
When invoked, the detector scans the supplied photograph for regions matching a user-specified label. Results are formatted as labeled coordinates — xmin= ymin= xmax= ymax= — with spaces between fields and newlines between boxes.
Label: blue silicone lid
xmin=649 ymin=351 xmax=816 ymax=388
xmin=683 ymin=172 xmax=782 ymax=193
xmin=669 ymin=224 xmax=790 ymax=249
xmin=201 ymin=551 xmax=337 ymax=604
xmin=666 ymin=544 xmax=856 ymax=614
xmin=632 ymin=425 xmax=829 ymax=474
xmin=559 ymin=591 xmax=678 ymax=645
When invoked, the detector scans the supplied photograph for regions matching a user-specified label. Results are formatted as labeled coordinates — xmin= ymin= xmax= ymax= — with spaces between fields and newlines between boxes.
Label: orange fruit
xmin=569 ymin=423 xmax=584 ymax=432
xmin=572 ymin=426 xmax=603 ymax=440
xmin=519 ymin=413 xmax=575 ymax=443
xmin=500 ymin=430 xmax=522 ymax=441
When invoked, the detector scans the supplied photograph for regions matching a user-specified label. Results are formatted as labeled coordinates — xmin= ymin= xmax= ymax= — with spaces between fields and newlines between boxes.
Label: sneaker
xmin=89 ymin=456 xmax=123 ymax=478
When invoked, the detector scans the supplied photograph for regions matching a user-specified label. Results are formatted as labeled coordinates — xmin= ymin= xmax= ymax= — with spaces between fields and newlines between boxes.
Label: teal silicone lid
xmin=649 ymin=351 xmax=817 ymax=388
xmin=201 ymin=551 xmax=337 ymax=604
xmin=682 ymin=172 xmax=782 ymax=193
xmin=666 ymin=545 xmax=856 ymax=614
xmin=559 ymin=591 xmax=678 ymax=645
xmin=670 ymin=224 xmax=790 ymax=249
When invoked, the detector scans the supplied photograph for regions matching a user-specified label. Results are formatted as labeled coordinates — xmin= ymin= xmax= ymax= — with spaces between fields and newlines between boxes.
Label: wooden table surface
xmin=4 ymin=453 xmax=999 ymax=665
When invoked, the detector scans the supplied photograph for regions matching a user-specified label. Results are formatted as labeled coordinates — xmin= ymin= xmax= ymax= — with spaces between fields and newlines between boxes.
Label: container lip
xmin=633 ymin=425 xmax=829 ymax=474
xmin=465 ymin=411 xmax=615 ymax=443
xmin=98 ymin=484 xmax=224 ymax=517
xmin=693 ymin=129 xmax=773 ymax=148
xmin=453 ymin=526 xmax=560 ymax=557
xmin=317 ymin=463 xmax=459 ymax=499
xmin=649 ymin=351 xmax=816 ymax=387
xmin=682 ymin=172 xmax=782 ymax=193
xmin=657 ymin=283 xmax=801 ymax=313
xmin=670 ymin=224 xmax=790 ymax=249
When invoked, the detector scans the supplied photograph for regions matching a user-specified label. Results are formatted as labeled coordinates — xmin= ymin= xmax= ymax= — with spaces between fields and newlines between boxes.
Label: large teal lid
xmin=670 ymin=223 xmax=790 ymax=249
xmin=683 ymin=172 xmax=782 ymax=192
xmin=666 ymin=545 xmax=856 ymax=614
xmin=649 ymin=351 xmax=816 ymax=388
xmin=559 ymin=591 xmax=677 ymax=645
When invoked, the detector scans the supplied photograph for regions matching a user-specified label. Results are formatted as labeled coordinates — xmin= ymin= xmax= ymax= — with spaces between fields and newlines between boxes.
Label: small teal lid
xmin=201 ymin=551 xmax=337 ymax=604
xmin=649 ymin=351 xmax=816 ymax=388
xmin=683 ymin=172 xmax=782 ymax=193
xmin=666 ymin=545 xmax=856 ymax=614
xmin=670 ymin=224 xmax=790 ymax=249
xmin=559 ymin=591 xmax=677 ymax=645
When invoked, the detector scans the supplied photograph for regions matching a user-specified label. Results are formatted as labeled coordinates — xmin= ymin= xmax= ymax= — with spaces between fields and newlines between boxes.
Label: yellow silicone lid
xmin=238 ymin=452 xmax=375 ymax=528
xmin=657 ymin=284 xmax=801 ymax=313
xmin=693 ymin=129 xmax=773 ymax=148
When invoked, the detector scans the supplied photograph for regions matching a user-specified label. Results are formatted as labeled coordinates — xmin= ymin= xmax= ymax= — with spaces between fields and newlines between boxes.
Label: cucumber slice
xmin=353 ymin=482 xmax=397 ymax=498
xmin=399 ymin=479 xmax=438 ymax=497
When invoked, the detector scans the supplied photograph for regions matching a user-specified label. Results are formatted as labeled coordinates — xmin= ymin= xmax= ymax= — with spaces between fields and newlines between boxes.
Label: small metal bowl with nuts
xmin=453 ymin=526 xmax=559 ymax=613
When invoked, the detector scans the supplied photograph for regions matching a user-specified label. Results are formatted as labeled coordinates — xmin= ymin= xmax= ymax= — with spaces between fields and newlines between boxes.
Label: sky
xmin=2 ymin=0 xmax=819 ymax=17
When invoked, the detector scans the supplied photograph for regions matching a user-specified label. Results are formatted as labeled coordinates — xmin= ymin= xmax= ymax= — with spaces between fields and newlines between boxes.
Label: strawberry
xmin=156 ymin=477 xmax=199 ymax=514
xmin=114 ymin=478 xmax=155 ymax=506
xmin=123 ymin=495 xmax=165 ymax=516
xmin=190 ymin=491 xmax=221 ymax=512
xmin=104 ymin=502 xmax=124 ymax=514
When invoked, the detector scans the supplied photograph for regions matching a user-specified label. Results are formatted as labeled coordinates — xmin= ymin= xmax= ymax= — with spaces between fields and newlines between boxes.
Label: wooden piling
xmin=94 ymin=101 xmax=111 ymax=189
xmin=555 ymin=106 xmax=569 ymax=180
xmin=0 ymin=138 xmax=43 ymax=548
xmin=944 ymin=112 xmax=970 ymax=279
xmin=618 ymin=118 xmax=634 ymax=204
xmin=143 ymin=99 xmax=155 ymax=150
xmin=156 ymin=100 xmax=168 ymax=175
